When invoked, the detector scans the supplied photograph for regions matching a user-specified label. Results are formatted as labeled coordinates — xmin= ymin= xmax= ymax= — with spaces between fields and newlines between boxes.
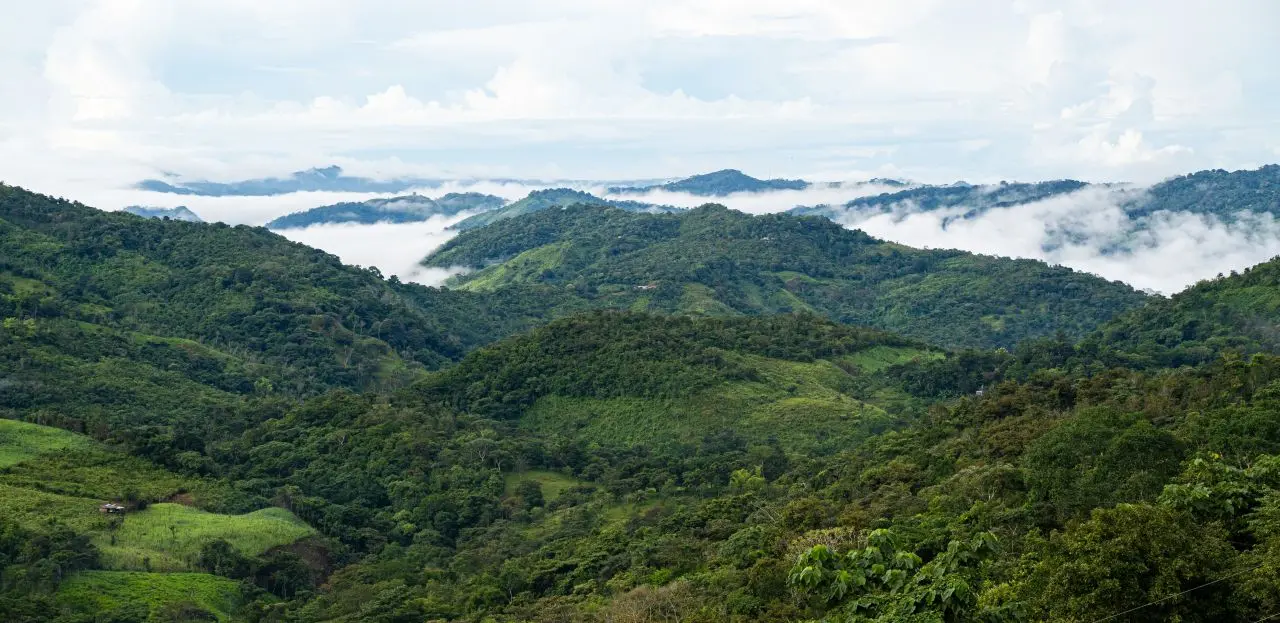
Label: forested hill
xmin=424 ymin=204 xmax=1148 ymax=349
xmin=265 ymin=192 xmax=506 ymax=229
xmin=1083 ymin=255 xmax=1280 ymax=366
xmin=0 ymin=183 xmax=556 ymax=395
xmin=448 ymin=187 xmax=681 ymax=232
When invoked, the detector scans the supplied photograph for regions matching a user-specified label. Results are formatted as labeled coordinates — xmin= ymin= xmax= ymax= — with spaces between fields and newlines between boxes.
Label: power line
xmin=1252 ymin=612 xmax=1280 ymax=623
xmin=1090 ymin=562 xmax=1264 ymax=623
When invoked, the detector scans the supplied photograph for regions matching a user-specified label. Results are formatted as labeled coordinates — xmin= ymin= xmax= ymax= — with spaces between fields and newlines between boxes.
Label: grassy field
xmin=56 ymin=571 xmax=246 ymax=622
xmin=0 ymin=482 xmax=107 ymax=534
xmin=0 ymin=419 xmax=97 ymax=467
xmin=504 ymin=470 xmax=586 ymax=503
xmin=97 ymin=503 xmax=316 ymax=571
xmin=519 ymin=353 xmax=902 ymax=454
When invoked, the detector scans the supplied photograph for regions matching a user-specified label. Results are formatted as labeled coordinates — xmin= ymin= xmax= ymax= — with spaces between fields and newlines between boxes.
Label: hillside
xmin=265 ymin=192 xmax=507 ymax=229
xmin=121 ymin=206 xmax=203 ymax=222
xmin=1084 ymin=255 xmax=1280 ymax=366
xmin=425 ymin=204 xmax=1148 ymax=349
xmin=0 ymin=184 xmax=557 ymax=397
xmin=413 ymin=311 xmax=937 ymax=451
xmin=608 ymin=169 xmax=810 ymax=196
xmin=448 ymin=187 xmax=681 ymax=232
xmin=0 ymin=419 xmax=317 ymax=621
xmin=1126 ymin=163 xmax=1280 ymax=219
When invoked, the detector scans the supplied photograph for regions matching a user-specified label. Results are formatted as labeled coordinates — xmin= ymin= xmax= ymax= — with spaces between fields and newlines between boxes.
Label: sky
xmin=2 ymin=1 xmax=1279 ymax=295
xmin=2 ymin=0 xmax=1279 ymax=194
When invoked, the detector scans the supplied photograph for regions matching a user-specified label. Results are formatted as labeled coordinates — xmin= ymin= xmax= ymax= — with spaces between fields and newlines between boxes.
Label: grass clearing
xmin=0 ymin=419 xmax=97 ymax=467
xmin=97 ymin=503 xmax=315 ymax=571
xmin=505 ymin=470 xmax=585 ymax=503
xmin=56 ymin=571 xmax=246 ymax=622
xmin=839 ymin=345 xmax=943 ymax=373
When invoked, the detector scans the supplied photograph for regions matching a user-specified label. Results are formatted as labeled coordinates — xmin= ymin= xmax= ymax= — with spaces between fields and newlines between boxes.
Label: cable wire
xmin=1090 ymin=562 xmax=1264 ymax=623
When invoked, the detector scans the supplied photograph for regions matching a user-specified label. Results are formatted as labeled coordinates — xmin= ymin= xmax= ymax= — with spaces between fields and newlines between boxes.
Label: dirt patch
xmin=166 ymin=492 xmax=196 ymax=506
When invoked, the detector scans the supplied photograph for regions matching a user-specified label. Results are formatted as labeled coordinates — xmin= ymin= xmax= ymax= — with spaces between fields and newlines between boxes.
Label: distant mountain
xmin=790 ymin=179 xmax=1093 ymax=221
xmin=265 ymin=192 xmax=507 ymax=230
xmin=448 ymin=188 xmax=682 ymax=232
xmin=608 ymin=169 xmax=810 ymax=196
xmin=425 ymin=203 xmax=1147 ymax=349
xmin=121 ymin=205 xmax=203 ymax=222
xmin=1126 ymin=164 xmax=1280 ymax=219
xmin=136 ymin=165 xmax=445 ymax=197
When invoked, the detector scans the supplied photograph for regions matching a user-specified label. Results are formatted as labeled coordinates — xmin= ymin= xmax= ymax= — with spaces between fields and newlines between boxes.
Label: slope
xmin=265 ymin=192 xmax=506 ymax=229
xmin=1085 ymin=255 xmax=1280 ymax=366
xmin=1126 ymin=163 xmax=1280 ymax=219
xmin=448 ymin=188 xmax=682 ymax=231
xmin=0 ymin=183 xmax=557 ymax=398
xmin=424 ymin=204 xmax=1148 ymax=349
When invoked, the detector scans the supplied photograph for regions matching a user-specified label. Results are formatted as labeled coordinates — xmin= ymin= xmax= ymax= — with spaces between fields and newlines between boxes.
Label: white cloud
xmin=0 ymin=1 xmax=1275 ymax=199
xmin=274 ymin=214 xmax=473 ymax=285
xmin=822 ymin=186 xmax=1280 ymax=293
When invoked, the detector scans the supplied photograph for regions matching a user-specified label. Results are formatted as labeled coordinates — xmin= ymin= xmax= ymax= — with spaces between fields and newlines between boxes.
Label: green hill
xmin=0 ymin=183 xmax=555 ymax=398
xmin=1085 ymin=256 xmax=1280 ymax=366
xmin=413 ymin=311 xmax=937 ymax=451
xmin=448 ymin=187 xmax=681 ymax=232
xmin=425 ymin=204 xmax=1148 ymax=349
xmin=265 ymin=192 xmax=506 ymax=229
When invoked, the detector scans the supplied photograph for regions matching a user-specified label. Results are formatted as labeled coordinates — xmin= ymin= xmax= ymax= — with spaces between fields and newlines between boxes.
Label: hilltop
xmin=448 ymin=187 xmax=682 ymax=232
xmin=265 ymin=192 xmax=506 ymax=229
xmin=425 ymin=204 xmax=1147 ymax=349
xmin=609 ymin=169 xmax=810 ymax=196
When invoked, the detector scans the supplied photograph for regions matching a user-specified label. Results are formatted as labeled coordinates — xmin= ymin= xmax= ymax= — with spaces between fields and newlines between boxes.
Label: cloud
xmin=274 ymin=214 xmax=473 ymax=286
xmin=600 ymin=181 xmax=910 ymax=215
xmin=821 ymin=186 xmax=1280 ymax=293
xmin=0 ymin=0 xmax=1275 ymax=190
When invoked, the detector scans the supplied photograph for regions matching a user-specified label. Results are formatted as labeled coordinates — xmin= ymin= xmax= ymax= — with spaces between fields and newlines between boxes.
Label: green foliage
xmin=1087 ymin=256 xmax=1280 ymax=366
xmin=96 ymin=503 xmax=315 ymax=571
xmin=789 ymin=529 xmax=998 ymax=622
xmin=0 ymin=419 xmax=96 ymax=467
xmin=54 ymin=571 xmax=247 ymax=622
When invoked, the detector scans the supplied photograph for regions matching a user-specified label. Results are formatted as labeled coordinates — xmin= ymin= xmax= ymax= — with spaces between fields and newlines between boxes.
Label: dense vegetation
xmin=608 ymin=169 xmax=809 ymax=196
xmin=1127 ymin=164 xmax=1280 ymax=219
xmin=5 ymin=175 xmax=1280 ymax=621
xmin=266 ymin=193 xmax=507 ymax=230
xmin=426 ymin=204 xmax=1147 ymax=349
xmin=0 ymin=184 xmax=559 ymax=397
xmin=449 ymin=189 xmax=681 ymax=232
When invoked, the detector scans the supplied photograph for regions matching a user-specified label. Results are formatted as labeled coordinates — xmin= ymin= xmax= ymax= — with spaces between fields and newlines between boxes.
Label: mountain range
xmin=5 ymin=163 xmax=1280 ymax=622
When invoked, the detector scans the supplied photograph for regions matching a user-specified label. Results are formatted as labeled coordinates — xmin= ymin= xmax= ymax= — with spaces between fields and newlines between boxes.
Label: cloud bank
xmin=821 ymin=187 xmax=1280 ymax=294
